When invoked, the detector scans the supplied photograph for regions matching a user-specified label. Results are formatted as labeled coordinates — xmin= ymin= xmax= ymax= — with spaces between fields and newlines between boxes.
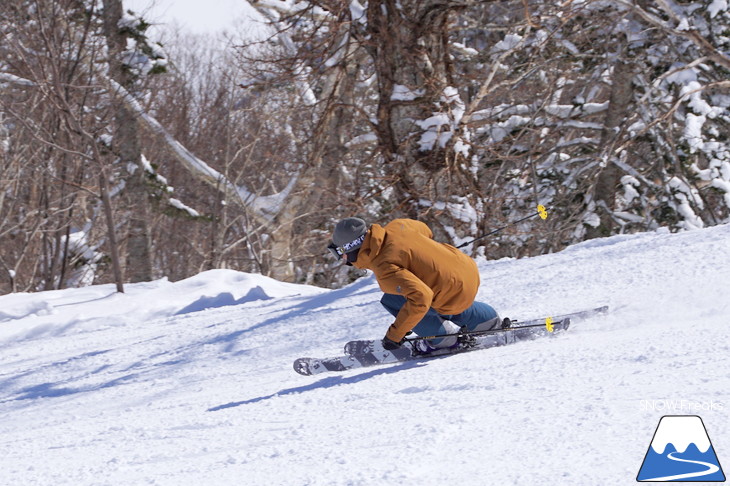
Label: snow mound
xmin=0 ymin=269 xmax=323 ymax=343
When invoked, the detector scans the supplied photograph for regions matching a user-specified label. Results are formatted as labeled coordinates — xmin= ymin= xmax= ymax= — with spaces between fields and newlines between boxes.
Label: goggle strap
xmin=327 ymin=234 xmax=365 ymax=259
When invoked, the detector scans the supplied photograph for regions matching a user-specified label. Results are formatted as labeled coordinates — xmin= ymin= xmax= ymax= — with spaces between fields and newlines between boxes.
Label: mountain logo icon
xmin=637 ymin=415 xmax=726 ymax=482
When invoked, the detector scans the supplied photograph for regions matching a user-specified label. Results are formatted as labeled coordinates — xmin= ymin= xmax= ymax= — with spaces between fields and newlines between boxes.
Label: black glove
xmin=382 ymin=336 xmax=402 ymax=350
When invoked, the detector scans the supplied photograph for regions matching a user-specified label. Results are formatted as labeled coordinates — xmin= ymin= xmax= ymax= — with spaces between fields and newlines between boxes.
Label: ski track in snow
xmin=0 ymin=226 xmax=729 ymax=485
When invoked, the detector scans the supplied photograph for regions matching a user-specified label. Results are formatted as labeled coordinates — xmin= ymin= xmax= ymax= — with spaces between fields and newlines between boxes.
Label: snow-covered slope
xmin=1 ymin=225 xmax=729 ymax=485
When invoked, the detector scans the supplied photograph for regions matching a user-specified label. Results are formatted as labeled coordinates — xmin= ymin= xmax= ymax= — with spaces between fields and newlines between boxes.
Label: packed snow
xmin=1 ymin=224 xmax=729 ymax=485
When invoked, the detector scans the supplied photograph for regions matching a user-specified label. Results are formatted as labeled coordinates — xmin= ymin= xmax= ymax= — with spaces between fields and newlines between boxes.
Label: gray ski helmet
xmin=332 ymin=217 xmax=368 ymax=252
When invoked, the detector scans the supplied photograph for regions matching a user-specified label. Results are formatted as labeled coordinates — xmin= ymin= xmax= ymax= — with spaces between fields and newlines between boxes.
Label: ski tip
xmin=293 ymin=358 xmax=313 ymax=376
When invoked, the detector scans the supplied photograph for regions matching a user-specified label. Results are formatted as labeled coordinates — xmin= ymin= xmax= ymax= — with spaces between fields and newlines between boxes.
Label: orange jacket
xmin=352 ymin=219 xmax=480 ymax=342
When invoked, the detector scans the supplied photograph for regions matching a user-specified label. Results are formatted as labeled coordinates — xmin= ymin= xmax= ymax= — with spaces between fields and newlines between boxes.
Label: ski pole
xmin=402 ymin=318 xmax=563 ymax=343
xmin=456 ymin=204 xmax=549 ymax=249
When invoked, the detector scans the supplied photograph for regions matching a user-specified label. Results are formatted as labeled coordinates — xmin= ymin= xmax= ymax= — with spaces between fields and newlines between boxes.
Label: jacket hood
xmin=352 ymin=223 xmax=385 ymax=269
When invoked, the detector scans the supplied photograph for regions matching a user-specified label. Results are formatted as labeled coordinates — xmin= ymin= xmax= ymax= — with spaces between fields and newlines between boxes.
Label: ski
xmin=293 ymin=344 xmax=414 ymax=376
xmin=293 ymin=317 xmax=571 ymax=376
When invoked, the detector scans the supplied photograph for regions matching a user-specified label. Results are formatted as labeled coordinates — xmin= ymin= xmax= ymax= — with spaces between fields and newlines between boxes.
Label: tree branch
xmin=105 ymin=78 xmax=299 ymax=225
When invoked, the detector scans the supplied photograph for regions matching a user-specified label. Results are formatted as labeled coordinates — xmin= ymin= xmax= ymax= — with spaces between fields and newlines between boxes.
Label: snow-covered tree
xmin=238 ymin=0 xmax=729 ymax=278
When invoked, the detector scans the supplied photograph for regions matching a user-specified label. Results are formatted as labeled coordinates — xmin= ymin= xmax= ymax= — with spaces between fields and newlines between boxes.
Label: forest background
xmin=1 ymin=0 xmax=729 ymax=294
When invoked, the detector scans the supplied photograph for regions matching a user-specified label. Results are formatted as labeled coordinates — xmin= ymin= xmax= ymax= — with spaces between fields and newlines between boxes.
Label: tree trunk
xmin=119 ymin=105 xmax=153 ymax=283
xmin=99 ymin=173 xmax=125 ymax=293
xmin=102 ymin=0 xmax=153 ymax=282
xmin=586 ymin=57 xmax=635 ymax=239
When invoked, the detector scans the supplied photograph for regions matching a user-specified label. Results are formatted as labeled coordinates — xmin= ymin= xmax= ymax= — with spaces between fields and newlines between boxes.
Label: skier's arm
xmin=376 ymin=264 xmax=433 ymax=342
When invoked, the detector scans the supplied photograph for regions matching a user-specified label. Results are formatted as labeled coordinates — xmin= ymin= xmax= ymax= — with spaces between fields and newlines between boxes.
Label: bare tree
xmin=1 ymin=0 xmax=126 ymax=292
xmin=2 ymin=0 xmax=728 ymax=293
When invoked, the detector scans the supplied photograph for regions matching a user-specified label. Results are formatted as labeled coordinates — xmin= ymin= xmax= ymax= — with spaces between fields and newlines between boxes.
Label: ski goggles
xmin=327 ymin=234 xmax=365 ymax=259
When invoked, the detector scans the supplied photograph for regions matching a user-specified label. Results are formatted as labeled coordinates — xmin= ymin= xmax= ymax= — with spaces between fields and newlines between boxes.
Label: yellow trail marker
xmin=537 ymin=204 xmax=548 ymax=220
xmin=545 ymin=317 xmax=554 ymax=332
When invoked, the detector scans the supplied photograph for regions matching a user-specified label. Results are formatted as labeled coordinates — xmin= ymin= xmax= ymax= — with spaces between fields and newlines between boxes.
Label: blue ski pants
xmin=380 ymin=293 xmax=500 ymax=346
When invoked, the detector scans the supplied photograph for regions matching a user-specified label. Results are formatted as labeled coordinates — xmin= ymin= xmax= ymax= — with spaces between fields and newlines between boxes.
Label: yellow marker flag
xmin=545 ymin=317 xmax=554 ymax=332
xmin=537 ymin=205 xmax=548 ymax=220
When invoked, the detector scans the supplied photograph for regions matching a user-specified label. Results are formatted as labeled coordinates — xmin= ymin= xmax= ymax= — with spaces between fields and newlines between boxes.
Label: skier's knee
xmin=468 ymin=316 xmax=501 ymax=332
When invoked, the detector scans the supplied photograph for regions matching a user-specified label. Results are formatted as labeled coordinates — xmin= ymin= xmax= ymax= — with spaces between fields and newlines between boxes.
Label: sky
xmin=124 ymin=0 xmax=262 ymax=36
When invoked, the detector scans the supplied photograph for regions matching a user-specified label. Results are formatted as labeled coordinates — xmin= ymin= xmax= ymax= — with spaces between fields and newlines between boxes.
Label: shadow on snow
xmin=207 ymin=359 xmax=426 ymax=412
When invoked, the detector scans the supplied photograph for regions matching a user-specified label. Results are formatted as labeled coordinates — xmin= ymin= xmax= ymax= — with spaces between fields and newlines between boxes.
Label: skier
xmin=328 ymin=217 xmax=504 ymax=353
